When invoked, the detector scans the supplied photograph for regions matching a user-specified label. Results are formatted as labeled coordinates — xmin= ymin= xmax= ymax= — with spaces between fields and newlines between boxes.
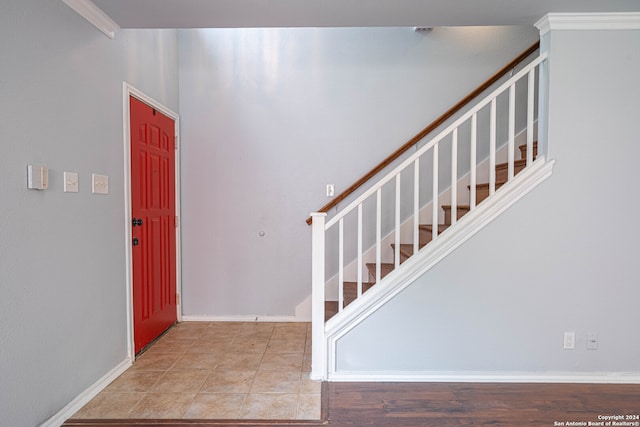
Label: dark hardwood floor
xmin=64 ymin=382 xmax=640 ymax=427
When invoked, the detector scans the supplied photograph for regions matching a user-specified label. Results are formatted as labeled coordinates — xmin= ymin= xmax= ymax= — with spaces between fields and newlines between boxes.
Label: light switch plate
xmin=92 ymin=173 xmax=109 ymax=195
xmin=27 ymin=164 xmax=49 ymax=190
xmin=64 ymin=172 xmax=79 ymax=193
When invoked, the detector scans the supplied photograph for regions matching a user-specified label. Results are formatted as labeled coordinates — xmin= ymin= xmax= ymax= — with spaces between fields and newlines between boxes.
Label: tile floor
xmin=71 ymin=322 xmax=321 ymax=420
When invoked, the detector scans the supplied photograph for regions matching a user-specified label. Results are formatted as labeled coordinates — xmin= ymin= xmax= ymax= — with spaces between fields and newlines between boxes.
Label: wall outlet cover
xmin=64 ymin=172 xmax=79 ymax=193
xmin=92 ymin=173 xmax=109 ymax=195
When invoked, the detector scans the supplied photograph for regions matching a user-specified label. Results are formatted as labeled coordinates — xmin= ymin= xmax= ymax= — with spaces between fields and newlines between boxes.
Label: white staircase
xmin=310 ymin=52 xmax=553 ymax=381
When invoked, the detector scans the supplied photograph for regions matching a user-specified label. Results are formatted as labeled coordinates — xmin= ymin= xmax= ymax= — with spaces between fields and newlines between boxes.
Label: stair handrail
xmin=305 ymin=41 xmax=540 ymax=225
xmin=321 ymin=52 xmax=547 ymax=230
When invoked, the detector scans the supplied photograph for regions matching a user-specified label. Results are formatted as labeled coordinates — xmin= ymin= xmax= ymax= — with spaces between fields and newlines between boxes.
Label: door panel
xmin=130 ymin=96 xmax=177 ymax=354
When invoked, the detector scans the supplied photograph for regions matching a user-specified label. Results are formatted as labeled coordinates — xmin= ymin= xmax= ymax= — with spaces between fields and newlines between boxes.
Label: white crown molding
xmin=62 ymin=0 xmax=120 ymax=39
xmin=536 ymin=12 xmax=640 ymax=36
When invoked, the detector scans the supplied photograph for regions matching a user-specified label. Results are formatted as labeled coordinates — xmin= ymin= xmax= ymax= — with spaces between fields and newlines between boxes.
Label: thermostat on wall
xmin=27 ymin=164 xmax=49 ymax=190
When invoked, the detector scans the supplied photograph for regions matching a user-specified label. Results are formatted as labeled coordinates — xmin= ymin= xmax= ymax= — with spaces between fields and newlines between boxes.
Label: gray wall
xmin=177 ymin=26 xmax=539 ymax=317
xmin=336 ymin=27 xmax=640 ymax=375
xmin=0 ymin=1 xmax=178 ymax=425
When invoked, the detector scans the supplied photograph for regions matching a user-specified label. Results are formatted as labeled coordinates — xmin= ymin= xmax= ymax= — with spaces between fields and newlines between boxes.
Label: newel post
xmin=310 ymin=212 xmax=327 ymax=380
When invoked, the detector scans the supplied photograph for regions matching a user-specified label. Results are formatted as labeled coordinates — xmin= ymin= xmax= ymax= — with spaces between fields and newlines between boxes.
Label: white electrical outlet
xmin=564 ymin=331 xmax=575 ymax=350
xmin=587 ymin=332 xmax=598 ymax=350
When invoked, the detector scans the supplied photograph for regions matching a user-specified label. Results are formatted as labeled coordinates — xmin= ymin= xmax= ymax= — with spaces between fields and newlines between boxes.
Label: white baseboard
xmin=41 ymin=357 xmax=132 ymax=427
xmin=181 ymin=314 xmax=310 ymax=323
xmin=329 ymin=370 xmax=640 ymax=384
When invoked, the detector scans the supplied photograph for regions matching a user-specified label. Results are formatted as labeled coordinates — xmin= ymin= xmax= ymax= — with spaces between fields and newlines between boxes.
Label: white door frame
xmin=122 ymin=82 xmax=182 ymax=360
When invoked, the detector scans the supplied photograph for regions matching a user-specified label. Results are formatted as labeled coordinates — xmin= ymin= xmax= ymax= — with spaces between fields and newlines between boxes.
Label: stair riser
xmin=475 ymin=182 xmax=506 ymax=204
xmin=443 ymin=208 xmax=469 ymax=225
xmin=496 ymin=161 xmax=527 ymax=182
xmin=519 ymin=143 xmax=538 ymax=160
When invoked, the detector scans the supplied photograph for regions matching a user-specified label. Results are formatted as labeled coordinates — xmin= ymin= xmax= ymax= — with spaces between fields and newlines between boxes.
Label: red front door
xmin=130 ymin=96 xmax=177 ymax=354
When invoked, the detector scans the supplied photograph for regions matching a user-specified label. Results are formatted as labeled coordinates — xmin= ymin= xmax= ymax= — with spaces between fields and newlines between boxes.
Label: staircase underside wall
xmin=333 ymin=26 xmax=640 ymax=380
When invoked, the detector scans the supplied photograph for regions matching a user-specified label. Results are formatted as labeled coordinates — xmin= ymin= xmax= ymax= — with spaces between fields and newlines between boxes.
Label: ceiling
xmin=90 ymin=0 xmax=640 ymax=29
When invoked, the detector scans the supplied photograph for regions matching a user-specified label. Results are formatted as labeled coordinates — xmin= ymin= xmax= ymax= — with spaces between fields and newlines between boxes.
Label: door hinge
xmin=174 ymin=136 xmax=179 ymax=150
xmin=175 ymin=215 xmax=179 ymax=228
xmin=176 ymin=293 xmax=180 ymax=305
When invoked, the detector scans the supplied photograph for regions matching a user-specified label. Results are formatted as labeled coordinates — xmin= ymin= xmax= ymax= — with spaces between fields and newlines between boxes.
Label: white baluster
xmin=413 ymin=158 xmax=420 ymax=255
xmin=432 ymin=143 xmax=439 ymax=239
xmin=508 ymin=84 xmax=515 ymax=181
xmin=376 ymin=188 xmax=381 ymax=284
xmin=310 ymin=212 xmax=326 ymax=380
xmin=451 ymin=129 xmax=458 ymax=226
xmin=357 ymin=204 xmax=363 ymax=297
xmin=338 ymin=218 xmax=344 ymax=312
xmin=470 ymin=114 xmax=477 ymax=209
xmin=527 ymin=68 xmax=535 ymax=166
xmin=394 ymin=174 xmax=401 ymax=268
xmin=489 ymin=99 xmax=496 ymax=196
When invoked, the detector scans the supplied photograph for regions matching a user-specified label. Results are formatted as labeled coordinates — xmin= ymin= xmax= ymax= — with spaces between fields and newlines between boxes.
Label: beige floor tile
xmin=73 ymin=392 xmax=145 ymax=418
xmin=227 ymin=336 xmax=269 ymax=353
xmin=260 ymin=352 xmax=303 ymax=371
xmin=296 ymin=394 xmax=322 ymax=420
xmin=198 ymin=327 xmax=238 ymax=342
xmin=266 ymin=338 xmax=306 ymax=354
xmin=70 ymin=322 xmax=320 ymax=422
xmin=272 ymin=325 xmax=308 ymax=340
xmin=183 ymin=393 xmax=246 ymax=419
xmin=299 ymin=373 xmax=321 ymax=394
xmin=236 ymin=322 xmax=275 ymax=336
xmin=151 ymin=370 xmax=208 ymax=393
xmin=105 ymin=370 xmax=163 ymax=392
xmin=132 ymin=353 xmax=180 ymax=371
xmin=240 ymin=394 xmax=297 ymax=419
xmin=207 ymin=322 xmax=246 ymax=334
xmin=186 ymin=340 xmax=232 ymax=354
xmin=302 ymin=354 xmax=312 ymax=371
xmin=251 ymin=370 xmax=301 ymax=394
xmin=164 ymin=323 xmax=210 ymax=340
xmin=216 ymin=352 xmax=263 ymax=370
xmin=144 ymin=338 xmax=195 ymax=354
xmin=201 ymin=370 xmax=256 ymax=393
xmin=129 ymin=393 xmax=195 ymax=418
xmin=172 ymin=352 xmax=221 ymax=370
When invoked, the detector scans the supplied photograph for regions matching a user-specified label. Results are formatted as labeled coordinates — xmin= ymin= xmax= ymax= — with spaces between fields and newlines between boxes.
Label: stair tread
xmin=442 ymin=204 xmax=471 ymax=210
xmin=472 ymin=181 xmax=507 ymax=189
xmin=419 ymin=224 xmax=450 ymax=232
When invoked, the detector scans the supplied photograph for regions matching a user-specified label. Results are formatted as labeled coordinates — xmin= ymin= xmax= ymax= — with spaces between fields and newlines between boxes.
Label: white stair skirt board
xmin=324 ymin=157 xmax=555 ymax=370
xmin=41 ymin=357 xmax=132 ymax=427
xmin=329 ymin=371 xmax=640 ymax=384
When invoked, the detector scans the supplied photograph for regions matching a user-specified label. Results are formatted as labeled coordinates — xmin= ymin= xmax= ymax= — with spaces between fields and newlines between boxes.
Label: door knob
xmin=133 ymin=237 xmax=139 ymax=246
